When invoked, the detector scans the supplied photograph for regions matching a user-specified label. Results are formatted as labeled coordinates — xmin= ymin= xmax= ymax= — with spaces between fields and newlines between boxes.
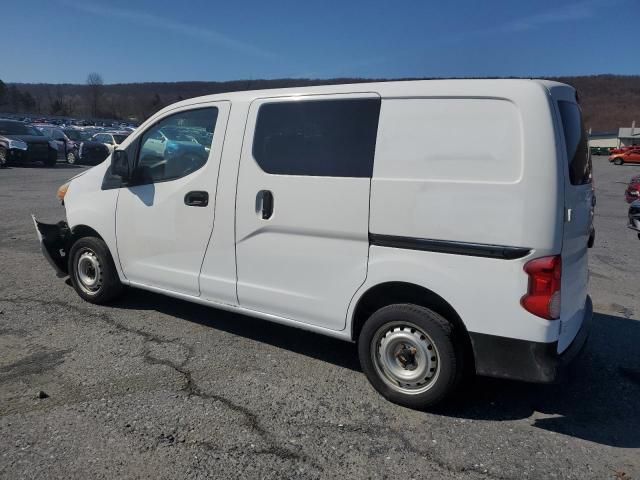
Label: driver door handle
xmin=184 ymin=191 xmax=209 ymax=207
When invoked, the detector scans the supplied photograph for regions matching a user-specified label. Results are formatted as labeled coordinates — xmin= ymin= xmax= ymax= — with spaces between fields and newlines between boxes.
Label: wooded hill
xmin=2 ymin=75 xmax=639 ymax=131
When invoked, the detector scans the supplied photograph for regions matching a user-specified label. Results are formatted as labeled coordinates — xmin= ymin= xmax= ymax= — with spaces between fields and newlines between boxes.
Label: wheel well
xmin=351 ymin=282 xmax=473 ymax=364
xmin=69 ymin=225 xmax=104 ymax=245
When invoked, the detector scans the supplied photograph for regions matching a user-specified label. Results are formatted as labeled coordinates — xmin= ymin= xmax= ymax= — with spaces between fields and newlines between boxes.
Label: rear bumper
xmin=469 ymin=296 xmax=592 ymax=383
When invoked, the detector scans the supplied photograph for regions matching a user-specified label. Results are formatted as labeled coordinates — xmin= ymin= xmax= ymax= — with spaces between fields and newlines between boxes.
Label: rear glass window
xmin=558 ymin=101 xmax=592 ymax=185
xmin=252 ymin=98 xmax=381 ymax=177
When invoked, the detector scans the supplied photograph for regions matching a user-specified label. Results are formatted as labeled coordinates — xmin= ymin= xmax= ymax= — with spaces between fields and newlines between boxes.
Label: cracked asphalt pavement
xmin=1 ymin=158 xmax=639 ymax=479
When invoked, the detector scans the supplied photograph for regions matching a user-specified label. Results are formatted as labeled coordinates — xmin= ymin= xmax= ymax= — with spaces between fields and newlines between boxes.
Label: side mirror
xmin=112 ymin=149 xmax=131 ymax=180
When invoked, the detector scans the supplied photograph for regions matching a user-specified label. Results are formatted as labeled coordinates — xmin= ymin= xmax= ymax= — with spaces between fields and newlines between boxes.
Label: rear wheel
xmin=69 ymin=237 xmax=123 ymax=304
xmin=614 ymin=157 xmax=624 ymax=165
xmin=358 ymin=304 xmax=464 ymax=409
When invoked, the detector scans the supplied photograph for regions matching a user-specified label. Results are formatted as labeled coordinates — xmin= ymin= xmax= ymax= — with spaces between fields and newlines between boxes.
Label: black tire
xmin=68 ymin=237 xmax=123 ymax=304
xmin=358 ymin=304 xmax=465 ymax=409
xmin=0 ymin=147 xmax=7 ymax=168
xmin=614 ymin=157 xmax=624 ymax=165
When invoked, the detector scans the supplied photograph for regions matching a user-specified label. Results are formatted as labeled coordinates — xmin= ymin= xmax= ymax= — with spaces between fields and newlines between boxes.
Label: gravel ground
xmin=0 ymin=157 xmax=638 ymax=480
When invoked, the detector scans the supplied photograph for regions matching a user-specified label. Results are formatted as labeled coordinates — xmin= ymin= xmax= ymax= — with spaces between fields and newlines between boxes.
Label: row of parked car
xmin=0 ymin=118 xmax=133 ymax=167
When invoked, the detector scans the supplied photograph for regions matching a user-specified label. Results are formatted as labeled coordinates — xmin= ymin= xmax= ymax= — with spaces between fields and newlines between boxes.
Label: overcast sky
xmin=2 ymin=0 xmax=637 ymax=84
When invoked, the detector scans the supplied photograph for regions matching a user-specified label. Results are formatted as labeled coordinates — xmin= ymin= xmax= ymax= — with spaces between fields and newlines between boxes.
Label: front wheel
xmin=0 ymin=147 xmax=7 ymax=168
xmin=66 ymin=150 xmax=78 ymax=164
xmin=69 ymin=237 xmax=123 ymax=304
xmin=614 ymin=158 xmax=624 ymax=165
xmin=358 ymin=304 xmax=464 ymax=409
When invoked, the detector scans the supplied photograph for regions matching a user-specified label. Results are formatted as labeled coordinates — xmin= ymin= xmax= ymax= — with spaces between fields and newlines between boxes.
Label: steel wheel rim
xmin=75 ymin=249 xmax=102 ymax=295
xmin=371 ymin=321 xmax=440 ymax=395
xmin=67 ymin=152 xmax=76 ymax=164
xmin=0 ymin=149 xmax=6 ymax=165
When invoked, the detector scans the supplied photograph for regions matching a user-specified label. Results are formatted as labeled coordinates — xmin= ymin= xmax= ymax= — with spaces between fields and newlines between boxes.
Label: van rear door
xmin=554 ymin=95 xmax=594 ymax=353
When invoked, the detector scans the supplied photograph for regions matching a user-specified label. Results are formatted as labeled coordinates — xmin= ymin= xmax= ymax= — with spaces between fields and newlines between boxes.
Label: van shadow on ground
xmin=107 ymin=287 xmax=640 ymax=448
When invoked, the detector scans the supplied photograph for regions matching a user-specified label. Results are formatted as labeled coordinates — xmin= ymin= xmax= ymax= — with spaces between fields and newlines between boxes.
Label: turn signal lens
xmin=57 ymin=182 xmax=70 ymax=202
xmin=521 ymin=255 xmax=562 ymax=320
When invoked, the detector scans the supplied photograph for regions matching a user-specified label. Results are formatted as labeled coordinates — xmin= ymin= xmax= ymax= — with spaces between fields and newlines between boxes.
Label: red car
xmin=610 ymin=145 xmax=640 ymax=155
xmin=609 ymin=149 xmax=640 ymax=165
xmin=626 ymin=175 xmax=640 ymax=203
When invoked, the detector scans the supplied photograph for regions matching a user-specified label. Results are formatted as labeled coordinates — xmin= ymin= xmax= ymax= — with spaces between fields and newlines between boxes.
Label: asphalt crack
xmin=1 ymin=295 xmax=312 ymax=466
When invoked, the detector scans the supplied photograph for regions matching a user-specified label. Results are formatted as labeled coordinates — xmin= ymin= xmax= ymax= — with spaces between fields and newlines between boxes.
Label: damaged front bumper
xmin=31 ymin=215 xmax=70 ymax=277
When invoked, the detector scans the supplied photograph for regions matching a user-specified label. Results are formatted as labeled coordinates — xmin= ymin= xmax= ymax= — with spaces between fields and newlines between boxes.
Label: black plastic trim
xmin=469 ymin=296 xmax=592 ymax=383
xmin=369 ymin=234 xmax=531 ymax=260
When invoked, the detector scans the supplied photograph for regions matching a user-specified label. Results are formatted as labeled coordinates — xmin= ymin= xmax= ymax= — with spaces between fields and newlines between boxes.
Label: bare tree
xmin=86 ymin=72 xmax=104 ymax=118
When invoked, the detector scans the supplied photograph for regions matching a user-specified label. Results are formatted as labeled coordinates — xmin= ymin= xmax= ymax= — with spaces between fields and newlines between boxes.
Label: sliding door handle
xmin=257 ymin=190 xmax=274 ymax=219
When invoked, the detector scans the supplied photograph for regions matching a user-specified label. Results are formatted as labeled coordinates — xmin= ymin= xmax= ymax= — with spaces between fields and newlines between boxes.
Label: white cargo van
xmin=34 ymin=80 xmax=594 ymax=408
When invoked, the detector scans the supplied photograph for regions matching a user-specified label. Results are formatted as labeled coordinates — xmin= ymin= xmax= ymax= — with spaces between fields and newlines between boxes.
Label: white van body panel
xmin=235 ymin=93 xmax=377 ymax=330
xmin=545 ymin=83 xmax=593 ymax=353
xmin=64 ymin=160 xmax=126 ymax=280
xmin=114 ymin=101 xmax=230 ymax=296
xmin=370 ymin=84 xmax=562 ymax=253
xmin=348 ymin=247 xmax=560 ymax=343
xmin=198 ymin=102 xmax=249 ymax=306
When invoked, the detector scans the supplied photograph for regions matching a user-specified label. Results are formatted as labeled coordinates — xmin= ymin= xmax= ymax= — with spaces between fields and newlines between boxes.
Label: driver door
xmin=115 ymin=102 xmax=229 ymax=295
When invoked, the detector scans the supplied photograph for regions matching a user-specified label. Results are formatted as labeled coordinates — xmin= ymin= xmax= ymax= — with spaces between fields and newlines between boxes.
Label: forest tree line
xmin=0 ymin=74 xmax=638 ymax=131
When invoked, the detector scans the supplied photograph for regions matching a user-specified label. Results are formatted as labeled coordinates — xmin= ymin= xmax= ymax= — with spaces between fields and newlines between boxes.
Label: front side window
xmin=136 ymin=107 xmax=218 ymax=183
xmin=252 ymin=98 xmax=381 ymax=177
xmin=558 ymin=101 xmax=592 ymax=185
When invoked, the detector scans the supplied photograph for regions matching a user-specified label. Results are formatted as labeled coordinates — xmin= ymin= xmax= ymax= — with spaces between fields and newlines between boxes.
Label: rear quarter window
xmin=558 ymin=101 xmax=592 ymax=185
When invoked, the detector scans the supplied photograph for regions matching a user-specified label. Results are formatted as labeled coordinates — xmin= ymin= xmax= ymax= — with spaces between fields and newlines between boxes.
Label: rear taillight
xmin=521 ymin=255 xmax=562 ymax=320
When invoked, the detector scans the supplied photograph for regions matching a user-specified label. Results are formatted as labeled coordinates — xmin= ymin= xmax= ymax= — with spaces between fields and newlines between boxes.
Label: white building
xmin=588 ymin=130 xmax=618 ymax=150
xmin=618 ymin=125 xmax=640 ymax=147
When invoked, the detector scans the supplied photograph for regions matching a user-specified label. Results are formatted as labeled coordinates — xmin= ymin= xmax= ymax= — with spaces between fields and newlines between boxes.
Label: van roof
xmin=155 ymin=79 xmax=575 ymax=115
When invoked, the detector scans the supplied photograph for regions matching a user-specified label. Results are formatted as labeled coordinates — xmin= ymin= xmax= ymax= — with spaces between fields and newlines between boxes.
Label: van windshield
xmin=558 ymin=101 xmax=592 ymax=185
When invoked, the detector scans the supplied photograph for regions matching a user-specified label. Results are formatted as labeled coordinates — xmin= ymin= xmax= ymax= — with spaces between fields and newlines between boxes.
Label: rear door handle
xmin=184 ymin=191 xmax=209 ymax=207
xmin=257 ymin=190 xmax=274 ymax=219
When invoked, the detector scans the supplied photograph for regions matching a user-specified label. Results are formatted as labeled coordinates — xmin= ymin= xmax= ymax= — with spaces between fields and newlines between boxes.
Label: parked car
xmin=33 ymin=79 xmax=593 ymax=409
xmin=609 ymin=149 xmax=640 ymax=165
xmin=625 ymin=175 xmax=640 ymax=203
xmin=0 ymin=119 xmax=57 ymax=167
xmin=63 ymin=128 xmax=110 ymax=165
xmin=91 ymin=131 xmax=130 ymax=153
xmin=37 ymin=126 xmax=77 ymax=163
xmin=610 ymin=145 xmax=640 ymax=155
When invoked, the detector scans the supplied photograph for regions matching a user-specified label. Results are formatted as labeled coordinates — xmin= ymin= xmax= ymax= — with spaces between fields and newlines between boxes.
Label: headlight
xmin=57 ymin=181 xmax=70 ymax=202
xmin=7 ymin=139 xmax=27 ymax=150
xmin=48 ymin=140 xmax=59 ymax=150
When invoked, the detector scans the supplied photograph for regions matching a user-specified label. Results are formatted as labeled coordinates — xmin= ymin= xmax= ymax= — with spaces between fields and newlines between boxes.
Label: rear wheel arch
xmin=350 ymin=282 xmax=474 ymax=366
